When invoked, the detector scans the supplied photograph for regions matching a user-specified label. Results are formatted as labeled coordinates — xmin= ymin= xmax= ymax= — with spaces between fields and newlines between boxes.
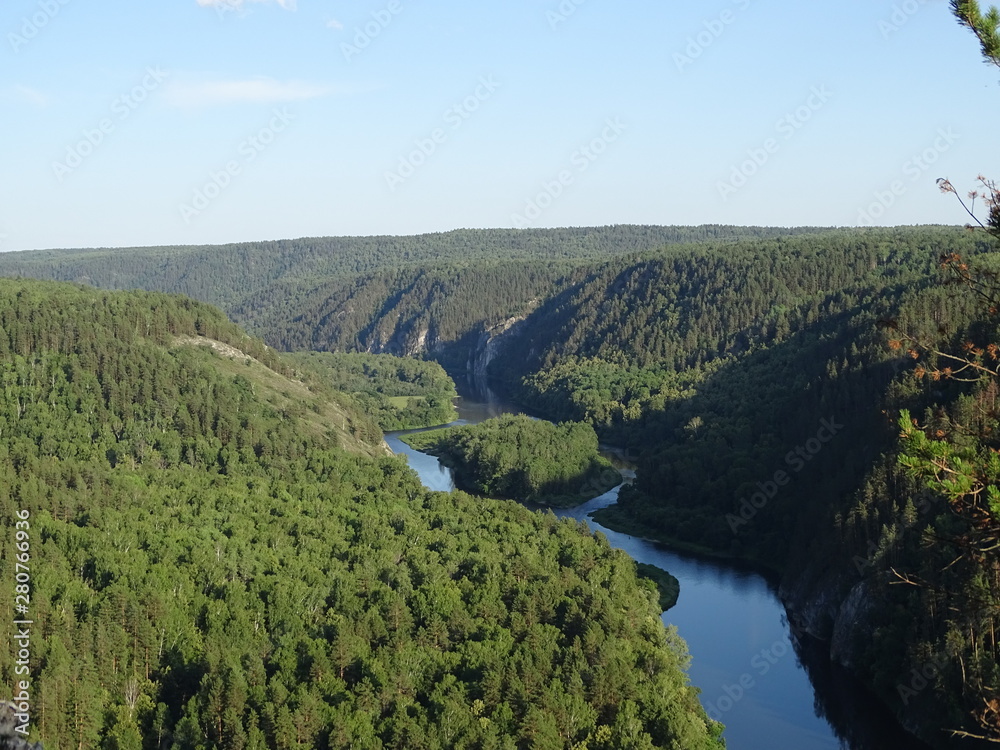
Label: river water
xmin=385 ymin=385 xmax=933 ymax=750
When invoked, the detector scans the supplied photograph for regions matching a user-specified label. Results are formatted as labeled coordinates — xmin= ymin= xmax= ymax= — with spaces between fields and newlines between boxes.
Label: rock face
xmin=828 ymin=579 xmax=877 ymax=671
xmin=408 ymin=327 xmax=430 ymax=358
xmin=780 ymin=563 xmax=876 ymax=674
xmin=0 ymin=702 xmax=43 ymax=750
xmin=468 ymin=316 xmax=526 ymax=389
xmin=780 ymin=567 xmax=944 ymax=746
xmin=779 ymin=556 xmax=849 ymax=638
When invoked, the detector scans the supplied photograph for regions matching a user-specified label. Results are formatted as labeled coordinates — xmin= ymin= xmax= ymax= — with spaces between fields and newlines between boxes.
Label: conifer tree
xmin=952 ymin=1 xmax=1000 ymax=66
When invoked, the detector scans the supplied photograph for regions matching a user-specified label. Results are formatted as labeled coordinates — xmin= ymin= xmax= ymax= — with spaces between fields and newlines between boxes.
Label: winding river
xmin=385 ymin=384 xmax=933 ymax=750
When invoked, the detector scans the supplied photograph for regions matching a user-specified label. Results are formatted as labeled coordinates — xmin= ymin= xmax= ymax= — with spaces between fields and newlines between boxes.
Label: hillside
xmin=285 ymin=351 xmax=458 ymax=430
xmin=172 ymin=335 xmax=388 ymax=457
xmin=0 ymin=279 xmax=724 ymax=749
xmin=3 ymin=224 xmax=999 ymax=744
xmin=0 ymin=226 xmax=833 ymax=313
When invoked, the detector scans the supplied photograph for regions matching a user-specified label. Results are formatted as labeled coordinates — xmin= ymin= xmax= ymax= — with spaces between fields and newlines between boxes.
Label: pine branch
xmin=952 ymin=0 xmax=1000 ymax=68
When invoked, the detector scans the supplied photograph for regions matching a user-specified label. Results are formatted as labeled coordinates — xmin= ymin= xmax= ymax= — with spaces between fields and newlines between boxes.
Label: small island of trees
xmin=403 ymin=413 xmax=622 ymax=507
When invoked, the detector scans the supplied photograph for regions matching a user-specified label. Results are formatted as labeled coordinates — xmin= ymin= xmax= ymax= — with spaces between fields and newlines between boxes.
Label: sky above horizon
xmin=2 ymin=0 xmax=999 ymax=251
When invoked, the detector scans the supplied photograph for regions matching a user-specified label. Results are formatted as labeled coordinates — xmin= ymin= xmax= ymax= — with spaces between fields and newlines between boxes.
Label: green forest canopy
xmin=286 ymin=351 xmax=458 ymax=431
xmin=6 ymin=224 xmax=1000 ymax=743
xmin=0 ymin=278 xmax=723 ymax=749
xmin=402 ymin=414 xmax=622 ymax=508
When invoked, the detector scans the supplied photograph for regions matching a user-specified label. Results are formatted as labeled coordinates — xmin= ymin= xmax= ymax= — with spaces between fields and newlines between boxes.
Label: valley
xmin=2 ymin=223 xmax=999 ymax=747
xmin=8 ymin=2 xmax=1000 ymax=748
xmin=386 ymin=383 xmax=937 ymax=749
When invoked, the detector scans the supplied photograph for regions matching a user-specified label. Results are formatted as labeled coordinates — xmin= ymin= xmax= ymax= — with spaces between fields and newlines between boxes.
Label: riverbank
xmin=635 ymin=562 xmax=681 ymax=611
xmin=387 ymin=385 xmax=928 ymax=749
xmin=401 ymin=414 xmax=622 ymax=507
xmin=590 ymin=504 xmax=784 ymax=579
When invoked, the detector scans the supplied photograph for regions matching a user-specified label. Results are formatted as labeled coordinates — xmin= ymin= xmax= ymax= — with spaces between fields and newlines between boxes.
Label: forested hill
xmin=229 ymin=226 xmax=986 ymax=387
xmin=4 ymin=224 xmax=998 ymax=743
xmin=0 ymin=279 xmax=387 ymax=458
xmin=0 ymin=225 xmax=832 ymax=312
xmin=0 ymin=279 xmax=725 ymax=749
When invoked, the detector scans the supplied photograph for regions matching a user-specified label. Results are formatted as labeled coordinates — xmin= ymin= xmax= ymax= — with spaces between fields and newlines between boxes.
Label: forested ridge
xmin=233 ymin=260 xmax=576 ymax=369
xmin=0 ymin=225 xmax=830 ymax=313
xmin=5 ymin=223 xmax=1000 ymax=744
xmin=0 ymin=228 xmax=987 ymax=561
xmin=511 ymin=227 xmax=991 ymax=559
xmin=3 ymin=0 xmax=997 ymax=745
xmin=0 ymin=279 xmax=724 ymax=749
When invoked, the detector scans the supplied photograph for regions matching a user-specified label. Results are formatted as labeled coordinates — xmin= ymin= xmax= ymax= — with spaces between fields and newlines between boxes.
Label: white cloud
xmin=196 ymin=0 xmax=296 ymax=11
xmin=164 ymin=77 xmax=337 ymax=108
xmin=326 ymin=18 xmax=344 ymax=30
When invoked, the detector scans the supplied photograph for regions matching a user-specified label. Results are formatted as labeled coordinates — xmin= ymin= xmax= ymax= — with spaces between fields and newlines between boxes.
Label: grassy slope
xmin=172 ymin=336 xmax=387 ymax=457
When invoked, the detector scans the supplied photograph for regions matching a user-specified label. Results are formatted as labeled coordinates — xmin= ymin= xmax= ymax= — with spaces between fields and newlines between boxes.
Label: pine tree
xmin=952 ymin=1 xmax=1000 ymax=66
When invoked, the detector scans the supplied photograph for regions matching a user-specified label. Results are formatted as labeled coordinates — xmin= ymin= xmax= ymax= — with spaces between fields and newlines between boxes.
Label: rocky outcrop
xmin=781 ymin=561 xmax=882 ymax=679
xmin=363 ymin=324 xmax=437 ymax=358
xmin=468 ymin=316 xmax=526 ymax=389
xmin=408 ymin=327 xmax=430 ymax=357
xmin=0 ymin=702 xmax=43 ymax=749
xmin=828 ymin=579 xmax=878 ymax=671
xmin=781 ymin=581 xmax=839 ymax=643
xmin=780 ymin=568 xmax=951 ymax=748
xmin=173 ymin=335 xmax=252 ymax=362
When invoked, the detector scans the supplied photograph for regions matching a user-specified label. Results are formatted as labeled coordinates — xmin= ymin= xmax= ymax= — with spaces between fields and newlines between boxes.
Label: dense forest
xmin=401 ymin=415 xmax=621 ymax=507
xmin=0 ymin=225 xmax=832 ymax=313
xmin=519 ymin=227 xmax=991 ymax=562
xmin=5 ymin=2 xmax=999 ymax=745
xmin=230 ymin=260 xmax=577 ymax=372
xmin=0 ymin=279 xmax=724 ymax=749
xmin=285 ymin=352 xmax=458 ymax=431
xmin=4 ymin=222 xmax=1000 ymax=744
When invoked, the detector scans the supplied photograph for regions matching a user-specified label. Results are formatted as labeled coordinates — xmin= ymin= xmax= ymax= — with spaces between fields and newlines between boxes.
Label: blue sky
xmin=2 ymin=0 xmax=999 ymax=250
